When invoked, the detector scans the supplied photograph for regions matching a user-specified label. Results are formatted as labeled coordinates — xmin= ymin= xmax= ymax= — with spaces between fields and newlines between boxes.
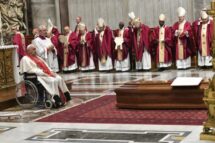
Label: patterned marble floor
xmin=61 ymin=69 xmax=214 ymax=97
xmin=0 ymin=69 xmax=214 ymax=142
xmin=0 ymin=123 xmax=213 ymax=143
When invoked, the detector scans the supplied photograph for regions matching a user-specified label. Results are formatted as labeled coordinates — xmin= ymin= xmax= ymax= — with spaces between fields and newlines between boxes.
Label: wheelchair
xmin=15 ymin=73 xmax=53 ymax=109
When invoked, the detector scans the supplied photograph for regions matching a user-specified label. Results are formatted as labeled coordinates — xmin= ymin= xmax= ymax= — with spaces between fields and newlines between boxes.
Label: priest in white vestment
xmin=32 ymin=25 xmax=59 ymax=72
xmin=20 ymin=44 xmax=71 ymax=107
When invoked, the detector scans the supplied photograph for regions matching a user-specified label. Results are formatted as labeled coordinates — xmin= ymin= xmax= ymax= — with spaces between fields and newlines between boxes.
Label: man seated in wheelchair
xmin=20 ymin=44 xmax=71 ymax=108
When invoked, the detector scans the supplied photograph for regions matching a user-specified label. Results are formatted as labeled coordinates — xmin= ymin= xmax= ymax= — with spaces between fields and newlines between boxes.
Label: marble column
xmin=59 ymin=0 xmax=69 ymax=32
xmin=31 ymin=0 xmax=61 ymax=31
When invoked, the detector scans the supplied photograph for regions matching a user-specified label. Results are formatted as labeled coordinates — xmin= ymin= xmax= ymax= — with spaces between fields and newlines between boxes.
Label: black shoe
xmin=53 ymin=95 xmax=63 ymax=108
xmin=64 ymin=92 xmax=71 ymax=102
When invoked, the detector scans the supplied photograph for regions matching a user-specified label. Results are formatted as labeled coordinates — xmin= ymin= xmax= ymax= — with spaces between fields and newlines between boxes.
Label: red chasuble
xmin=193 ymin=19 xmax=214 ymax=56
xmin=67 ymin=32 xmax=79 ymax=66
xmin=76 ymin=32 xmax=93 ymax=67
xmin=151 ymin=26 xmax=173 ymax=63
xmin=95 ymin=26 xmax=114 ymax=61
xmin=172 ymin=21 xmax=195 ymax=60
xmin=132 ymin=24 xmax=150 ymax=61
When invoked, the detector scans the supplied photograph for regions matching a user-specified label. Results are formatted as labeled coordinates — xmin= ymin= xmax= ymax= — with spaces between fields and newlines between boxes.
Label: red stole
xmin=27 ymin=55 xmax=54 ymax=77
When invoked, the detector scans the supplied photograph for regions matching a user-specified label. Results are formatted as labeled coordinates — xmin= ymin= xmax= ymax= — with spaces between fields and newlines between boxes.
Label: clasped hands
xmin=175 ymin=30 xmax=189 ymax=37
xmin=47 ymin=45 xmax=54 ymax=52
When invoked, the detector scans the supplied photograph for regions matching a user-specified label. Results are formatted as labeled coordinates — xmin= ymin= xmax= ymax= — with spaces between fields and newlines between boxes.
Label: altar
xmin=0 ymin=45 xmax=19 ymax=110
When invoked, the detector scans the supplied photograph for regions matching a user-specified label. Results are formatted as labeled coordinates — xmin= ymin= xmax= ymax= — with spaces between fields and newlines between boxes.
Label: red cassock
xmin=151 ymin=26 xmax=173 ymax=63
xmin=50 ymin=28 xmax=64 ymax=67
xmin=128 ymin=26 xmax=134 ymax=49
xmin=172 ymin=21 xmax=195 ymax=60
xmin=193 ymin=19 xmax=214 ymax=56
xmin=113 ymin=28 xmax=130 ymax=60
xmin=12 ymin=32 xmax=26 ymax=59
xmin=132 ymin=24 xmax=150 ymax=61
xmin=76 ymin=32 xmax=93 ymax=67
xmin=90 ymin=30 xmax=98 ymax=67
xmin=95 ymin=26 xmax=114 ymax=61
xmin=68 ymin=32 xmax=79 ymax=66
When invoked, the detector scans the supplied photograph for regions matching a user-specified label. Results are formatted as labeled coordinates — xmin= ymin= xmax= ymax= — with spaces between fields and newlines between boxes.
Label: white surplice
xmin=32 ymin=37 xmax=59 ymax=72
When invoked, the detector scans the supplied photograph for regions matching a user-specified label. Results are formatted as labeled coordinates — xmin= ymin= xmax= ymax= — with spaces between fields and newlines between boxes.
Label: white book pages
xmin=171 ymin=77 xmax=203 ymax=87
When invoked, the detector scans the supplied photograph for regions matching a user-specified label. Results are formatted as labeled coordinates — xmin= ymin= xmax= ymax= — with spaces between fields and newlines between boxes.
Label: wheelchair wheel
xmin=45 ymin=100 xmax=53 ymax=109
xmin=16 ymin=80 xmax=39 ymax=109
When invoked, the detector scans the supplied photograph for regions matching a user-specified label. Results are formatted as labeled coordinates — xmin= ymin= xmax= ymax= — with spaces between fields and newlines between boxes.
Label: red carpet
xmin=37 ymin=96 xmax=207 ymax=125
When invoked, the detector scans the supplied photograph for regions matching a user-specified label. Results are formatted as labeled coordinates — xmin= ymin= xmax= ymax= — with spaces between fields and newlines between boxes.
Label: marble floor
xmin=0 ymin=69 xmax=214 ymax=142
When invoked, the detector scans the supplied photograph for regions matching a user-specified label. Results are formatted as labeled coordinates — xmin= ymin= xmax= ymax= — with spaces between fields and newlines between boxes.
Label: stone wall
xmin=29 ymin=0 xmax=213 ymax=32
xmin=68 ymin=0 xmax=213 ymax=31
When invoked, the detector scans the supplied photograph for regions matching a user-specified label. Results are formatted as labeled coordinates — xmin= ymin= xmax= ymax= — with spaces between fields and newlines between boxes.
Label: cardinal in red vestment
xmin=59 ymin=30 xmax=79 ymax=72
xmin=74 ymin=23 xmax=95 ymax=71
xmin=132 ymin=18 xmax=151 ymax=70
xmin=128 ymin=12 xmax=136 ymax=70
xmin=193 ymin=10 xmax=214 ymax=68
xmin=95 ymin=18 xmax=114 ymax=71
xmin=151 ymin=14 xmax=172 ymax=70
xmin=172 ymin=7 xmax=195 ymax=69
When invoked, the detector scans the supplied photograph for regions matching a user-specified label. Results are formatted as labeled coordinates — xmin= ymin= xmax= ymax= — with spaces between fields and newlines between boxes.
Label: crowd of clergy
xmin=13 ymin=7 xmax=214 ymax=73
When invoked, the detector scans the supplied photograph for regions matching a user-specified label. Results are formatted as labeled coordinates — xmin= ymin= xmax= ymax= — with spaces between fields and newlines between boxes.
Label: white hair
xmin=97 ymin=18 xmax=105 ymax=27
xmin=38 ymin=25 xmax=47 ymax=30
xmin=27 ymin=44 xmax=35 ymax=50
xmin=78 ymin=22 xmax=86 ymax=29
